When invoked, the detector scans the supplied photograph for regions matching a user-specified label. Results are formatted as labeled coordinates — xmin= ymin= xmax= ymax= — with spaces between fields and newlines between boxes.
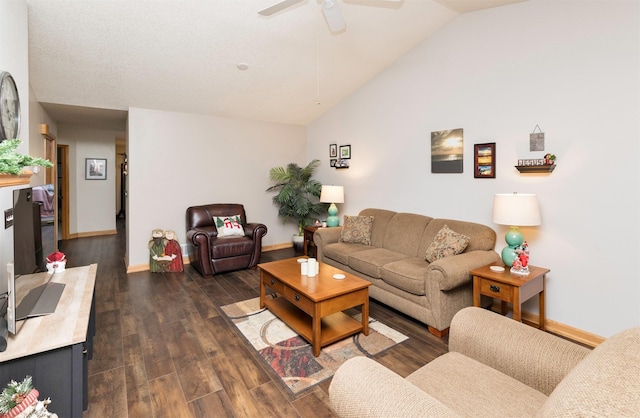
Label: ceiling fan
xmin=258 ymin=0 xmax=401 ymax=34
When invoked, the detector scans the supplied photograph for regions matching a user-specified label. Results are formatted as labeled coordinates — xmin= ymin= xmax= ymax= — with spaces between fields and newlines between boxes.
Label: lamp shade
xmin=492 ymin=193 xmax=541 ymax=226
xmin=320 ymin=185 xmax=344 ymax=204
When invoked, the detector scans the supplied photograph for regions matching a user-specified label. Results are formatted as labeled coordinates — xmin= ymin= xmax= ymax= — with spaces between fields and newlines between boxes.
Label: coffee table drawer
xmin=262 ymin=275 xmax=284 ymax=294
xmin=284 ymin=286 xmax=313 ymax=313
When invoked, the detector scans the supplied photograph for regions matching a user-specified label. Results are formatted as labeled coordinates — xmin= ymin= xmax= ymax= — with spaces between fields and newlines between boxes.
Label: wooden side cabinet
xmin=470 ymin=264 xmax=549 ymax=330
xmin=0 ymin=265 xmax=97 ymax=417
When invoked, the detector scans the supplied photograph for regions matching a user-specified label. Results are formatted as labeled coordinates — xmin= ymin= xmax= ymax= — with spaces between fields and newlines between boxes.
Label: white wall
xmin=307 ymin=0 xmax=640 ymax=337
xmin=0 ymin=0 xmax=29 ymax=296
xmin=57 ymin=124 xmax=117 ymax=235
xmin=126 ymin=108 xmax=306 ymax=269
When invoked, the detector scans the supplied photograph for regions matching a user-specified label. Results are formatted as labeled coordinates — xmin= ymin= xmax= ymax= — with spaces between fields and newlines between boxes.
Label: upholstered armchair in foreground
xmin=186 ymin=204 xmax=267 ymax=277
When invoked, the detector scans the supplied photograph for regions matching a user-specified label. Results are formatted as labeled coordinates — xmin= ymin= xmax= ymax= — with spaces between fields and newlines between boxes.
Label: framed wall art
xmin=474 ymin=143 xmax=495 ymax=178
xmin=431 ymin=128 xmax=463 ymax=173
xmin=329 ymin=143 xmax=337 ymax=158
xmin=86 ymin=158 xmax=107 ymax=180
xmin=339 ymin=144 xmax=351 ymax=159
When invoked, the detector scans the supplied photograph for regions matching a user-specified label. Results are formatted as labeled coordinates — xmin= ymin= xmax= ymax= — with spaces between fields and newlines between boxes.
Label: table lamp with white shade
xmin=492 ymin=193 xmax=541 ymax=272
xmin=320 ymin=185 xmax=344 ymax=227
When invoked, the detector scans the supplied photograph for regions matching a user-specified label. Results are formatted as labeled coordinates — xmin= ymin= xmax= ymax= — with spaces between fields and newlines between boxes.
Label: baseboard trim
xmin=70 ymin=229 xmax=117 ymax=239
xmin=263 ymin=243 xmax=293 ymax=251
xmin=487 ymin=302 xmax=604 ymax=347
xmin=521 ymin=311 xmax=605 ymax=348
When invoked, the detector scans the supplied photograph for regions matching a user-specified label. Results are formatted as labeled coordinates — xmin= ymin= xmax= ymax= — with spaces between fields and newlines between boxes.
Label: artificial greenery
xmin=266 ymin=159 xmax=328 ymax=236
xmin=0 ymin=375 xmax=34 ymax=413
xmin=0 ymin=139 xmax=53 ymax=175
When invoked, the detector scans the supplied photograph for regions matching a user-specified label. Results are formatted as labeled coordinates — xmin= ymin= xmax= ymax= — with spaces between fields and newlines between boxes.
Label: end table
xmin=303 ymin=226 xmax=319 ymax=256
xmin=470 ymin=264 xmax=549 ymax=330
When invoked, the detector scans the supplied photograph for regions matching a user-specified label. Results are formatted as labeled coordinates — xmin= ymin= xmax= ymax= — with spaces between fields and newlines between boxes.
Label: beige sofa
xmin=330 ymin=307 xmax=640 ymax=417
xmin=314 ymin=208 xmax=500 ymax=336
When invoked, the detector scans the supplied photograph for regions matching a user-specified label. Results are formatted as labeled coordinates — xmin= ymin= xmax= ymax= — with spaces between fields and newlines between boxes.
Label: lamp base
xmin=501 ymin=246 xmax=518 ymax=267
xmin=326 ymin=203 xmax=339 ymax=227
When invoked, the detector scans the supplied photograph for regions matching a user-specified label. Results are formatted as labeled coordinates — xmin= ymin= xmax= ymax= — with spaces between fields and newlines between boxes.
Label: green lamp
xmin=492 ymin=193 xmax=541 ymax=267
xmin=320 ymin=185 xmax=344 ymax=227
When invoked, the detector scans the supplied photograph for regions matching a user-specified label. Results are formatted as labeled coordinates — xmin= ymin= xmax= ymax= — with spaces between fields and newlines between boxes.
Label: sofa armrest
xmin=450 ymin=307 xmax=591 ymax=395
xmin=330 ymin=357 xmax=461 ymax=418
xmin=314 ymin=227 xmax=342 ymax=262
xmin=427 ymin=250 xmax=501 ymax=291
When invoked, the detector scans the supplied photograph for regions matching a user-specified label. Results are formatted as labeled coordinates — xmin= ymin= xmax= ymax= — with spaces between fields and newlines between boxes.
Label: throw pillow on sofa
xmin=339 ymin=215 xmax=375 ymax=245
xmin=213 ymin=215 xmax=245 ymax=237
xmin=424 ymin=224 xmax=469 ymax=262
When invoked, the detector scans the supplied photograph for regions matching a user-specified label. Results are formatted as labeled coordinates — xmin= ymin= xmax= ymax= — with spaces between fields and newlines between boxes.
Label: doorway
xmin=57 ymin=144 xmax=70 ymax=241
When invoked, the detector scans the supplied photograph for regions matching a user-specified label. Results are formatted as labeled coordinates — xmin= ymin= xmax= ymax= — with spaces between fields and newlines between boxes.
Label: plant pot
xmin=292 ymin=234 xmax=304 ymax=255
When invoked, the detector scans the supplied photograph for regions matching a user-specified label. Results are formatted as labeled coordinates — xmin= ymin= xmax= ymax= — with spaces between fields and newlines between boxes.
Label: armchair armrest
xmin=330 ymin=357 xmax=460 ymax=418
xmin=450 ymin=307 xmax=591 ymax=395
xmin=427 ymin=250 xmax=501 ymax=291
xmin=314 ymin=227 xmax=342 ymax=262
xmin=244 ymin=222 xmax=268 ymax=240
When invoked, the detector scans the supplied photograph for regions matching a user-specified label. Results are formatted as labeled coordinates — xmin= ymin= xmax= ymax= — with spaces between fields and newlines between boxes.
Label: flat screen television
xmin=5 ymin=186 xmax=64 ymax=335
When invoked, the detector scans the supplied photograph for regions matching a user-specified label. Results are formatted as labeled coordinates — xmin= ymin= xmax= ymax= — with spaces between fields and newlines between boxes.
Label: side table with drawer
xmin=470 ymin=264 xmax=549 ymax=330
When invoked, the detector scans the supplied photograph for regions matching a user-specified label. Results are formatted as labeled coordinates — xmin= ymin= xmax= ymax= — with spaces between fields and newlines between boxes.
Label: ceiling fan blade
xmin=258 ymin=0 xmax=304 ymax=16
xmin=321 ymin=0 xmax=346 ymax=33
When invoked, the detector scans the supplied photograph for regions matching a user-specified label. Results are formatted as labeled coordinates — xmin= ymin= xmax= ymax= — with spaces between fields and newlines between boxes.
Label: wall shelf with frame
xmin=515 ymin=165 xmax=556 ymax=173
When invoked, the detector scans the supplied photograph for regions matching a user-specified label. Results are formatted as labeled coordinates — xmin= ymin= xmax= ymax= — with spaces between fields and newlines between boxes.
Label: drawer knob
xmin=490 ymin=285 xmax=500 ymax=293
xmin=270 ymin=279 xmax=275 ymax=285
xmin=294 ymin=294 xmax=300 ymax=301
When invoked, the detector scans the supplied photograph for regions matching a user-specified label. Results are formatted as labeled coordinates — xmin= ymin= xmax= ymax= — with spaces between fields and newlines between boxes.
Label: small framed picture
xmin=339 ymin=144 xmax=351 ymax=159
xmin=86 ymin=158 xmax=107 ymax=180
xmin=474 ymin=143 xmax=495 ymax=178
xmin=330 ymin=158 xmax=337 ymax=167
xmin=329 ymin=144 xmax=337 ymax=158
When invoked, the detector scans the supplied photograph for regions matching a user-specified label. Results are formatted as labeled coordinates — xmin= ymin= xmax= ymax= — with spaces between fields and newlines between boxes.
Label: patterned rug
xmin=221 ymin=297 xmax=408 ymax=395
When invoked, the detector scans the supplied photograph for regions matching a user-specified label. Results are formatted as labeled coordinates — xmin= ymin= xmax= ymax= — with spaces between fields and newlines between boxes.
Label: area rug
xmin=221 ymin=297 xmax=408 ymax=395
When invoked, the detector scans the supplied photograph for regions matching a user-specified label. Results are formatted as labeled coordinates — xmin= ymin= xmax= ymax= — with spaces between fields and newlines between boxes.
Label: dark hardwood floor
xmin=60 ymin=220 xmax=448 ymax=418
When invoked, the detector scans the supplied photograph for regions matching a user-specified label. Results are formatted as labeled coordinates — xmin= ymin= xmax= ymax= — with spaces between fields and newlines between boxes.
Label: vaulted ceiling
xmin=27 ymin=0 xmax=526 ymax=129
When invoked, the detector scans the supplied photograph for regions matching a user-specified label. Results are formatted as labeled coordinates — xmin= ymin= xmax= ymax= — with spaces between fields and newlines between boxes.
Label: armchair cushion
xmin=213 ymin=214 xmax=245 ymax=237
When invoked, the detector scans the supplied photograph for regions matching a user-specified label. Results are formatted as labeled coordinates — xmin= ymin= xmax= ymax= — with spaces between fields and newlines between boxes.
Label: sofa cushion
xmin=408 ymin=351 xmax=547 ymax=417
xmin=381 ymin=257 xmax=430 ymax=296
xmin=536 ymin=327 xmax=640 ymax=417
xmin=323 ymin=242 xmax=371 ymax=265
xmin=420 ymin=218 xmax=496 ymax=255
xmin=349 ymin=248 xmax=410 ymax=279
xmin=339 ymin=215 xmax=375 ymax=245
xmin=382 ymin=213 xmax=433 ymax=257
xmin=213 ymin=214 xmax=245 ymax=237
xmin=424 ymin=225 xmax=469 ymax=262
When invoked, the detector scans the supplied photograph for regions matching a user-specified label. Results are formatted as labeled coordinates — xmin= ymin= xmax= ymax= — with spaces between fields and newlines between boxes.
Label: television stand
xmin=0 ymin=264 xmax=96 ymax=418
xmin=15 ymin=281 xmax=65 ymax=320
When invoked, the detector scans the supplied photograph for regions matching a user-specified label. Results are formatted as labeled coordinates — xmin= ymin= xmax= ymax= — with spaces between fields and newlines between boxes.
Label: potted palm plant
xmin=266 ymin=159 xmax=327 ymax=254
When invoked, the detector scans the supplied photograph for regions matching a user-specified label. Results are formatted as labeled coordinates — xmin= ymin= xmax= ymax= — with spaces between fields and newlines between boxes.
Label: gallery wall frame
xmin=474 ymin=143 xmax=495 ymax=178
xmin=329 ymin=144 xmax=337 ymax=158
xmin=339 ymin=144 xmax=351 ymax=159
xmin=85 ymin=158 xmax=107 ymax=180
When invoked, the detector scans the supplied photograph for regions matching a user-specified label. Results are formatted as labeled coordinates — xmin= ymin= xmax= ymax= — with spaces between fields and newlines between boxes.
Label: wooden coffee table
xmin=259 ymin=257 xmax=371 ymax=356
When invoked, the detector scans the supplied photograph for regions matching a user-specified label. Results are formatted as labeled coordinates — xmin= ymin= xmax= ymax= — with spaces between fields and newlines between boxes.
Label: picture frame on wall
xmin=339 ymin=144 xmax=351 ymax=159
xmin=329 ymin=144 xmax=337 ymax=158
xmin=86 ymin=158 xmax=107 ymax=180
xmin=330 ymin=159 xmax=337 ymax=167
xmin=474 ymin=143 xmax=495 ymax=178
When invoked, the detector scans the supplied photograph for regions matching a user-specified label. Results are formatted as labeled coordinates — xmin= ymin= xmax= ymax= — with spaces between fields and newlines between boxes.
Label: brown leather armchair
xmin=186 ymin=204 xmax=267 ymax=276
